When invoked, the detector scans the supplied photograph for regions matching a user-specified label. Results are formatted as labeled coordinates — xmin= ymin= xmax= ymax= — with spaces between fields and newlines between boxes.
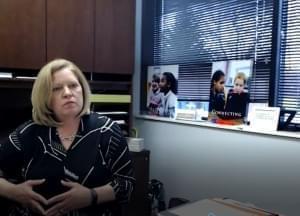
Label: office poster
xmin=147 ymin=65 xmax=179 ymax=118
xmin=209 ymin=60 xmax=253 ymax=123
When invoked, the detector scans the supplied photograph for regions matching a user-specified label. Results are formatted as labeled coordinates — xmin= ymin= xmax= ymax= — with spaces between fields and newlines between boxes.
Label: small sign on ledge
xmin=249 ymin=106 xmax=280 ymax=132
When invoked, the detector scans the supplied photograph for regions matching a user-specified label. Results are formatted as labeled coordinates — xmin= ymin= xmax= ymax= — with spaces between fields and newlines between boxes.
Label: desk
xmin=158 ymin=198 xmax=279 ymax=216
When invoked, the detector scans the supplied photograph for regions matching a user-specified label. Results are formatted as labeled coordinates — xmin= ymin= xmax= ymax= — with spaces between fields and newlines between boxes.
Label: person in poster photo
xmin=225 ymin=72 xmax=250 ymax=118
xmin=209 ymin=70 xmax=226 ymax=113
xmin=147 ymin=73 xmax=163 ymax=115
xmin=158 ymin=72 xmax=177 ymax=118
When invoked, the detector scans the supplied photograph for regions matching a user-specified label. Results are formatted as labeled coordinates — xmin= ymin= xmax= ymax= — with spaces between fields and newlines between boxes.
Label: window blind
xmin=153 ymin=0 xmax=274 ymax=101
xmin=278 ymin=0 xmax=300 ymax=122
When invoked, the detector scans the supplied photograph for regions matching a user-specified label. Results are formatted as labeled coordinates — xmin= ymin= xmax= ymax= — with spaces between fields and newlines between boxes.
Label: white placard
xmin=250 ymin=107 xmax=280 ymax=131
xmin=247 ymin=102 xmax=268 ymax=122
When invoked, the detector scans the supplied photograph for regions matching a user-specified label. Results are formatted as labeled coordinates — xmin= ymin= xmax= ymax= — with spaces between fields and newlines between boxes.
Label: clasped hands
xmin=13 ymin=179 xmax=93 ymax=216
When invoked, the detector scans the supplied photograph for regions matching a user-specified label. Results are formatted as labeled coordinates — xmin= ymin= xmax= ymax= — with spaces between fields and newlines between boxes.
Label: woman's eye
xmin=52 ymin=86 xmax=62 ymax=92
xmin=69 ymin=83 xmax=78 ymax=89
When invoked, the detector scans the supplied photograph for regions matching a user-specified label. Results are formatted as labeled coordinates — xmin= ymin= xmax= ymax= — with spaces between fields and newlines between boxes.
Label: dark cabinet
xmin=47 ymin=0 xmax=94 ymax=72
xmin=125 ymin=150 xmax=151 ymax=216
xmin=0 ymin=0 xmax=135 ymax=75
xmin=0 ymin=0 xmax=46 ymax=69
xmin=95 ymin=0 xmax=135 ymax=74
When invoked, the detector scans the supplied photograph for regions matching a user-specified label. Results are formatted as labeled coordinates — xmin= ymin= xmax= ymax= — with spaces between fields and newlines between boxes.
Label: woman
xmin=157 ymin=72 xmax=177 ymax=118
xmin=209 ymin=70 xmax=226 ymax=113
xmin=225 ymin=72 xmax=250 ymax=118
xmin=147 ymin=73 xmax=163 ymax=115
xmin=0 ymin=59 xmax=135 ymax=216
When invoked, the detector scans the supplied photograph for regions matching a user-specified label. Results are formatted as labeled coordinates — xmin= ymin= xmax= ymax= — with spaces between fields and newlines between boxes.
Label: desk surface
xmin=158 ymin=199 xmax=277 ymax=216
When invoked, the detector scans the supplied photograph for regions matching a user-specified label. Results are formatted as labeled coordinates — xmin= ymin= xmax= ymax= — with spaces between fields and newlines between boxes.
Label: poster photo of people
xmin=209 ymin=60 xmax=253 ymax=124
xmin=147 ymin=65 xmax=179 ymax=118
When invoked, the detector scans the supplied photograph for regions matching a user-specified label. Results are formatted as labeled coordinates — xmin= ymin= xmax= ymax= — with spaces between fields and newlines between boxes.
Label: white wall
xmin=133 ymin=1 xmax=300 ymax=215
xmin=133 ymin=119 xmax=300 ymax=215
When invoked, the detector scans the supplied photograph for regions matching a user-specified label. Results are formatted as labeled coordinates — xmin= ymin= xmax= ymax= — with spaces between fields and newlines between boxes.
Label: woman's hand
xmin=12 ymin=179 xmax=48 ymax=215
xmin=45 ymin=180 xmax=91 ymax=216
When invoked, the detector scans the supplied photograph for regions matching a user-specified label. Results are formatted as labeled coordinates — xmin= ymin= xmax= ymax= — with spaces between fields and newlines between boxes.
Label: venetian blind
xmin=278 ymin=0 xmax=300 ymax=122
xmin=153 ymin=0 xmax=274 ymax=101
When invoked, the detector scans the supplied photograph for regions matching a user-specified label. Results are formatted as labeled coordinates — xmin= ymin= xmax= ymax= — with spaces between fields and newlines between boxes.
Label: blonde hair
xmin=31 ymin=59 xmax=91 ymax=127
xmin=234 ymin=72 xmax=247 ymax=84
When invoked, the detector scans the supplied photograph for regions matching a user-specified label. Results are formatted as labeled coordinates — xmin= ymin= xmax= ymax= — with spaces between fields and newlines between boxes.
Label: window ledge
xmin=135 ymin=114 xmax=300 ymax=140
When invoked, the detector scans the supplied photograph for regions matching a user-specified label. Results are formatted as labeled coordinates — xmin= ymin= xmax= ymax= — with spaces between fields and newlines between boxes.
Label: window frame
xmin=141 ymin=0 xmax=300 ymax=125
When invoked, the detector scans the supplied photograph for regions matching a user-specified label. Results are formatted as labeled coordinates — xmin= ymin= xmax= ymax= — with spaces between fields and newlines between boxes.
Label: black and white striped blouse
xmin=0 ymin=112 xmax=135 ymax=216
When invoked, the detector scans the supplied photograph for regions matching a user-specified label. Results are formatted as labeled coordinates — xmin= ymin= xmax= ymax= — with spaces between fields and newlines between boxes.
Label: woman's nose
xmin=63 ymin=86 xmax=72 ymax=97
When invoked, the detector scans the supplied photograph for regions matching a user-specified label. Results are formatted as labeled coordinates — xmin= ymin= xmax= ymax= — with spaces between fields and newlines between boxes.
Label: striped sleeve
xmin=0 ymin=121 xmax=33 ymax=179
xmin=0 ymin=120 xmax=35 ymax=181
xmin=101 ymin=120 xmax=135 ymax=204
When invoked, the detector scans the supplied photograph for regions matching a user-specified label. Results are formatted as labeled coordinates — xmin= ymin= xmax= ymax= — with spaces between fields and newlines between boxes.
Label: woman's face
xmin=233 ymin=78 xmax=245 ymax=93
xmin=159 ymin=75 xmax=169 ymax=93
xmin=151 ymin=80 xmax=159 ymax=92
xmin=214 ymin=76 xmax=225 ymax=93
xmin=50 ymin=67 xmax=83 ymax=121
